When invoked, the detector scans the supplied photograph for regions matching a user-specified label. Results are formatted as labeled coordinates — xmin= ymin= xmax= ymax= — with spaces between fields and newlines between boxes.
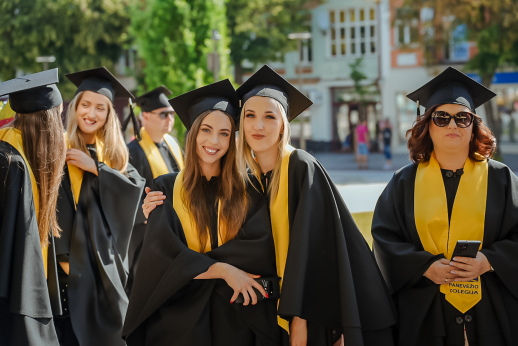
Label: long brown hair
xmin=406 ymin=105 xmax=496 ymax=163
xmin=66 ymin=92 xmax=129 ymax=172
xmin=183 ymin=110 xmax=248 ymax=253
xmin=237 ymin=98 xmax=290 ymax=203
xmin=12 ymin=105 xmax=67 ymax=246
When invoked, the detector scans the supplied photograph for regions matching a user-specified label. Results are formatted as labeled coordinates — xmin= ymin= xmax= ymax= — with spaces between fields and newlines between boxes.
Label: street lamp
xmin=208 ymin=30 xmax=221 ymax=82
xmin=288 ymin=32 xmax=311 ymax=150
xmin=36 ymin=56 xmax=56 ymax=71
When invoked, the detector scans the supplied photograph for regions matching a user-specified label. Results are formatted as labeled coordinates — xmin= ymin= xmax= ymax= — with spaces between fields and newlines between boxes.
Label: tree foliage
xmin=226 ymin=0 xmax=322 ymax=82
xmin=0 ymin=0 xmax=131 ymax=99
xmin=130 ymin=0 xmax=230 ymax=139
xmin=403 ymin=0 xmax=518 ymax=156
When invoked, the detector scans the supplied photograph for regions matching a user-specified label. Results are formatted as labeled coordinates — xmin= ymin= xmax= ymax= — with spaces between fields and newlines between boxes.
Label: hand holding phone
xmin=452 ymin=240 xmax=481 ymax=259
xmin=449 ymin=240 xmax=491 ymax=282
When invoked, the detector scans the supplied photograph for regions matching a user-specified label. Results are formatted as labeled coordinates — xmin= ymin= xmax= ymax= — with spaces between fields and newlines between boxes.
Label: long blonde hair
xmin=237 ymin=97 xmax=290 ymax=202
xmin=66 ymin=92 xmax=129 ymax=172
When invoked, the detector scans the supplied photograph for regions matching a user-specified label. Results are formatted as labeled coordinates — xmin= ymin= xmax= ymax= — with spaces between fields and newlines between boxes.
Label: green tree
xmin=0 ymin=0 xmax=132 ymax=99
xmin=226 ymin=0 xmax=322 ymax=83
xmin=403 ymin=0 xmax=518 ymax=157
xmin=349 ymin=58 xmax=379 ymax=121
xmin=130 ymin=0 xmax=231 ymax=140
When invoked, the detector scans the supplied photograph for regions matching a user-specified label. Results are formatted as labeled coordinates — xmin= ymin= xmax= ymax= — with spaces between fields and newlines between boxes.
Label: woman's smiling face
xmin=75 ymin=90 xmax=109 ymax=136
xmin=196 ymin=110 xmax=232 ymax=166
xmin=242 ymin=96 xmax=284 ymax=154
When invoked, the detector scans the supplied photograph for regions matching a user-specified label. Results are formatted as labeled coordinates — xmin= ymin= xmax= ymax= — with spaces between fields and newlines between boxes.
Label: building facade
xmin=245 ymin=0 xmax=518 ymax=152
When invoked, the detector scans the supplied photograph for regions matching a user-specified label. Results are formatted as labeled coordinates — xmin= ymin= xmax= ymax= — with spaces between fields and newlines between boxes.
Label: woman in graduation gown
xmin=235 ymin=65 xmax=396 ymax=346
xmin=122 ymin=79 xmax=288 ymax=346
xmin=372 ymin=67 xmax=518 ymax=346
xmin=0 ymin=69 xmax=66 ymax=345
xmin=54 ymin=67 xmax=145 ymax=345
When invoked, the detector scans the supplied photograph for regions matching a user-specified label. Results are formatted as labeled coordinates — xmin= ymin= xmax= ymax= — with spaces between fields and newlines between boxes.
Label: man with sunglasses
xmin=126 ymin=86 xmax=185 ymax=295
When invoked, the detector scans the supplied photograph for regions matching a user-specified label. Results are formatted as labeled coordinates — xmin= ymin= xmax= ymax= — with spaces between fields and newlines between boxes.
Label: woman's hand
xmin=290 ymin=317 xmax=308 ymax=346
xmin=66 ymin=148 xmax=98 ymax=176
xmin=197 ymin=263 xmax=267 ymax=306
xmin=423 ymin=258 xmax=459 ymax=284
xmin=448 ymin=252 xmax=491 ymax=282
xmin=142 ymin=187 xmax=166 ymax=219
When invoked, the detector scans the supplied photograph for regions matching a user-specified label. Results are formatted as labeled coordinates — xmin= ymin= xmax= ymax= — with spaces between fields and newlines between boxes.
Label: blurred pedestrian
xmin=0 ymin=69 xmax=66 ymax=346
xmin=382 ymin=119 xmax=393 ymax=170
xmin=125 ymin=86 xmax=184 ymax=296
xmin=355 ymin=119 xmax=369 ymax=169
xmin=54 ymin=67 xmax=145 ymax=346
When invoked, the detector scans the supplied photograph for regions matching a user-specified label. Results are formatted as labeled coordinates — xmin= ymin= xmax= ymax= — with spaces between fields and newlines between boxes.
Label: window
xmin=299 ymin=39 xmax=313 ymax=63
xmin=328 ymin=7 xmax=377 ymax=58
xmin=394 ymin=8 xmax=419 ymax=47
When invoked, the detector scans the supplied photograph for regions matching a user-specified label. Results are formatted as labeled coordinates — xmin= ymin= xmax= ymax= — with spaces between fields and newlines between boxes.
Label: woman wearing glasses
xmin=372 ymin=67 xmax=518 ymax=346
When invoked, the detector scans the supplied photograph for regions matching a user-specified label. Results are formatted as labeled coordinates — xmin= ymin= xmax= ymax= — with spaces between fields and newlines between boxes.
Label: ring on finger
xmin=445 ymin=278 xmax=448 ymax=283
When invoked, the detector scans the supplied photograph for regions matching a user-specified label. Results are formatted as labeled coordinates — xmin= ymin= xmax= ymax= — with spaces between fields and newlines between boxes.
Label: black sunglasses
xmin=431 ymin=111 xmax=474 ymax=128
xmin=151 ymin=110 xmax=175 ymax=119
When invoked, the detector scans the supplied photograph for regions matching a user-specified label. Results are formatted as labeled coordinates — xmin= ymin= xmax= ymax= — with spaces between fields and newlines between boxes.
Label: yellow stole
xmin=138 ymin=127 xmax=185 ymax=178
xmin=172 ymin=170 xmax=222 ymax=252
xmin=66 ymin=137 xmax=106 ymax=205
xmin=415 ymin=152 xmax=487 ymax=313
xmin=267 ymin=145 xmax=295 ymax=333
xmin=0 ymin=127 xmax=48 ymax=277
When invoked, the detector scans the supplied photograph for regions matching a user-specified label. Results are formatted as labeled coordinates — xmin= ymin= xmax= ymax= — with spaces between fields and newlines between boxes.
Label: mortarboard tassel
xmin=122 ymin=99 xmax=141 ymax=141
xmin=417 ymin=100 xmax=421 ymax=117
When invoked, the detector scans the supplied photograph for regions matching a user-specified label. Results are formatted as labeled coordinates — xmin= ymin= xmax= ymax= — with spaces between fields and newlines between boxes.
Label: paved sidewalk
xmin=313 ymin=151 xmax=518 ymax=185
xmin=312 ymin=151 xmax=518 ymax=244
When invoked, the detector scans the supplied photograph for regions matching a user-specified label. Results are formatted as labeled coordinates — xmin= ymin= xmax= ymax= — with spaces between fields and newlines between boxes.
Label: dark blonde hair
xmin=12 ymin=105 xmax=67 ymax=246
xmin=66 ymin=91 xmax=129 ymax=172
xmin=182 ymin=110 xmax=248 ymax=253
xmin=406 ymin=105 xmax=496 ymax=163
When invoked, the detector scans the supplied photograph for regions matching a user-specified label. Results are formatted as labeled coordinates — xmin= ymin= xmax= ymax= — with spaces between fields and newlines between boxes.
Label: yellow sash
xmin=0 ymin=127 xmax=48 ymax=277
xmin=66 ymin=137 xmax=106 ymax=205
xmin=415 ymin=152 xmax=487 ymax=313
xmin=0 ymin=100 xmax=15 ymax=121
xmin=138 ymin=128 xmax=184 ymax=179
xmin=172 ymin=170 xmax=222 ymax=253
xmin=268 ymin=144 xmax=295 ymax=333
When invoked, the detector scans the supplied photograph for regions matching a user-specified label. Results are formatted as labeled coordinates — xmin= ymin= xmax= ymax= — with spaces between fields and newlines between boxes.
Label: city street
xmin=315 ymin=151 xmax=518 ymax=244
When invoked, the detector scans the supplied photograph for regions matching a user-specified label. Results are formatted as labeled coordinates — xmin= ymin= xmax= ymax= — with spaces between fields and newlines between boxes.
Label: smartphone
xmin=452 ymin=240 xmax=481 ymax=259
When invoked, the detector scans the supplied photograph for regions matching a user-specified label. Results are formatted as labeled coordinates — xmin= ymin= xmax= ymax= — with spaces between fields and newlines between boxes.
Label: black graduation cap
xmin=66 ymin=67 xmax=141 ymax=140
xmin=135 ymin=86 xmax=173 ymax=112
xmin=236 ymin=64 xmax=313 ymax=121
xmin=169 ymin=79 xmax=239 ymax=130
xmin=65 ymin=67 xmax=134 ymax=102
xmin=406 ymin=67 xmax=496 ymax=116
xmin=0 ymin=68 xmax=63 ymax=114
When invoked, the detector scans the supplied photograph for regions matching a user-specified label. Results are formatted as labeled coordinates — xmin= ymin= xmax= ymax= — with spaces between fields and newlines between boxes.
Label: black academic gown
xmin=122 ymin=173 xmax=288 ymax=346
xmin=0 ymin=141 xmax=61 ymax=346
xmin=54 ymin=146 xmax=145 ymax=346
xmin=261 ymin=149 xmax=396 ymax=346
xmin=125 ymin=139 xmax=179 ymax=295
xmin=372 ymin=160 xmax=518 ymax=346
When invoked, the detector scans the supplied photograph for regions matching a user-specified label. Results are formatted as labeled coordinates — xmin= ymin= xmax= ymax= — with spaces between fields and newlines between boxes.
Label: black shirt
xmin=200 ymin=176 xmax=220 ymax=250
xmin=382 ymin=128 xmax=392 ymax=146
xmin=441 ymin=167 xmax=479 ymax=346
